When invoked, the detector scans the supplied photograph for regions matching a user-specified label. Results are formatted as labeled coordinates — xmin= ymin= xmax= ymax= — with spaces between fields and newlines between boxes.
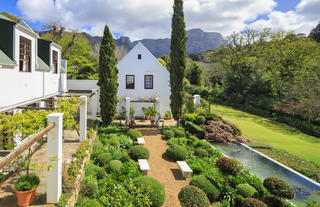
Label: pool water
xmin=212 ymin=142 xmax=320 ymax=206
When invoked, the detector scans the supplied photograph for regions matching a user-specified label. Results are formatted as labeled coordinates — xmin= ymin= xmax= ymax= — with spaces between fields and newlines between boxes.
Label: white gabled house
xmin=0 ymin=14 xmax=67 ymax=113
xmin=117 ymin=42 xmax=171 ymax=117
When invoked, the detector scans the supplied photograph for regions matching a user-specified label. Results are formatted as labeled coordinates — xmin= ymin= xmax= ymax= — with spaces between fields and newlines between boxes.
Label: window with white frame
xmin=19 ymin=36 xmax=32 ymax=72
xmin=144 ymin=75 xmax=153 ymax=89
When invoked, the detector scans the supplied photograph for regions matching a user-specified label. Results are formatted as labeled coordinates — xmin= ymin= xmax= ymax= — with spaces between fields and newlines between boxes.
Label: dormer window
xmin=19 ymin=36 xmax=32 ymax=72
xmin=138 ymin=54 xmax=142 ymax=60
xmin=52 ymin=50 xmax=58 ymax=74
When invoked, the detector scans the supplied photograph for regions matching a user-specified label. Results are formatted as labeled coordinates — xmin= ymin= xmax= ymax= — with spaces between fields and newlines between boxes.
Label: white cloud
xmin=248 ymin=0 xmax=319 ymax=35
xmin=17 ymin=0 xmax=319 ymax=39
xmin=17 ymin=0 xmax=278 ymax=39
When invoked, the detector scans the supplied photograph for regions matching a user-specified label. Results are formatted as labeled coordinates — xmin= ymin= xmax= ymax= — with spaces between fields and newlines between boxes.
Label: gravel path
xmin=138 ymin=128 xmax=189 ymax=207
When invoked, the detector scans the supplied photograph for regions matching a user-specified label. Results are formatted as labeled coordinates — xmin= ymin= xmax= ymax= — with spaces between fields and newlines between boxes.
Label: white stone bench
xmin=177 ymin=161 xmax=192 ymax=178
xmin=137 ymin=137 xmax=145 ymax=145
xmin=138 ymin=159 xmax=150 ymax=175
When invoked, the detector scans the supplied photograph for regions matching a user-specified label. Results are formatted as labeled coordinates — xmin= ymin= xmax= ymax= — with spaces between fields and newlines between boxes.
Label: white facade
xmin=117 ymin=42 xmax=171 ymax=117
xmin=0 ymin=18 xmax=67 ymax=112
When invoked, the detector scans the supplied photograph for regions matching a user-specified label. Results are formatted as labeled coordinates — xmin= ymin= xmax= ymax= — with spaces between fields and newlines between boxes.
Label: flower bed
xmin=75 ymin=126 xmax=165 ymax=207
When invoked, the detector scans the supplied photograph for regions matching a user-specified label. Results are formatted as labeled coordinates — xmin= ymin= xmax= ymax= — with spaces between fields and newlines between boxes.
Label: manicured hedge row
xmin=184 ymin=121 xmax=205 ymax=139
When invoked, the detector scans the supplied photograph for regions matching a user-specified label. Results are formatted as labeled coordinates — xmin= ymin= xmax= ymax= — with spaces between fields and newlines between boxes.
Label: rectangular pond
xmin=212 ymin=142 xmax=320 ymax=206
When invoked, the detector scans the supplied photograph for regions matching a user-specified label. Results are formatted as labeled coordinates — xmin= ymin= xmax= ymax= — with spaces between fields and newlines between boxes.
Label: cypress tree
xmin=190 ymin=62 xmax=203 ymax=86
xmin=98 ymin=25 xmax=118 ymax=126
xmin=170 ymin=0 xmax=187 ymax=122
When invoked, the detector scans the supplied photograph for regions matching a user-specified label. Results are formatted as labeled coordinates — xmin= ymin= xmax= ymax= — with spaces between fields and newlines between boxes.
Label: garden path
xmin=138 ymin=127 xmax=189 ymax=207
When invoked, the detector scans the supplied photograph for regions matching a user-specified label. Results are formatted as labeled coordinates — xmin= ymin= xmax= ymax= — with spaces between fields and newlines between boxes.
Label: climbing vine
xmin=0 ymin=96 xmax=81 ymax=150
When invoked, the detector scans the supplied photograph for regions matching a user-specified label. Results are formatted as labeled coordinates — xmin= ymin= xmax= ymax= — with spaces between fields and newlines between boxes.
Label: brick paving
xmin=0 ymin=130 xmax=81 ymax=207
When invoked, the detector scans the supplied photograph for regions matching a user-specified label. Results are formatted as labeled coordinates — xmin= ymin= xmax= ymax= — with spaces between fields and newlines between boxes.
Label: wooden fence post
xmin=47 ymin=113 xmax=63 ymax=204
xmin=80 ymin=96 xmax=87 ymax=142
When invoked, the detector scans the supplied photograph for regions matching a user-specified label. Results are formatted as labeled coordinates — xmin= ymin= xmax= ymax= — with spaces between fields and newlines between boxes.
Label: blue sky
xmin=0 ymin=0 xmax=318 ymax=39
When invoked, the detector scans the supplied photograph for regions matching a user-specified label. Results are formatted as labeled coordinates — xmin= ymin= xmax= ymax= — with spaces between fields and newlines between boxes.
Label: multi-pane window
xmin=126 ymin=75 xmax=135 ymax=89
xmin=144 ymin=75 xmax=153 ymax=89
xmin=19 ymin=36 xmax=32 ymax=72
xmin=52 ymin=50 xmax=58 ymax=74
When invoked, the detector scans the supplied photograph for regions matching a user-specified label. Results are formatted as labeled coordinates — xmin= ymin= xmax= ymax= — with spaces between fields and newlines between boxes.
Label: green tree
xmin=189 ymin=62 xmax=203 ymax=86
xmin=161 ymin=54 xmax=170 ymax=69
xmin=98 ymin=25 xmax=119 ymax=126
xmin=309 ymin=22 xmax=320 ymax=43
xmin=170 ymin=0 xmax=187 ymax=122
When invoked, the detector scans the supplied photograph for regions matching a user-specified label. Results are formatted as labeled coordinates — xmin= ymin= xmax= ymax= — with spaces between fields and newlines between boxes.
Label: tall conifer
xmin=98 ymin=25 xmax=118 ymax=126
xmin=170 ymin=0 xmax=187 ymax=122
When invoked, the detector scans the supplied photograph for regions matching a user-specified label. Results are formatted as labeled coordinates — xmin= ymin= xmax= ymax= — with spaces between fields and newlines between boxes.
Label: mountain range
xmin=82 ymin=28 xmax=223 ymax=58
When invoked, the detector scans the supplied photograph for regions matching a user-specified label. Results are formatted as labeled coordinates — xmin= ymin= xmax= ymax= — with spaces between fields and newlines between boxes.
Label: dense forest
xmin=185 ymin=25 xmax=320 ymax=136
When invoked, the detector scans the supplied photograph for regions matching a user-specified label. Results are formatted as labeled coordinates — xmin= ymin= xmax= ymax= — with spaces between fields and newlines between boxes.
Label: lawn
xmin=211 ymin=103 xmax=320 ymax=164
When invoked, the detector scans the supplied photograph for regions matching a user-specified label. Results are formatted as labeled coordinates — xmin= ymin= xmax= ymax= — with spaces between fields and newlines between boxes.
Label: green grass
xmin=211 ymin=103 xmax=320 ymax=164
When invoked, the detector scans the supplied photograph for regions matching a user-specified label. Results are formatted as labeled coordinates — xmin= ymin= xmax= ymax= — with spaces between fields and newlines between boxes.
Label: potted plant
xmin=130 ymin=106 xmax=135 ymax=126
xmin=0 ymin=172 xmax=4 ymax=190
xmin=165 ymin=111 xmax=172 ymax=120
xmin=149 ymin=106 xmax=156 ymax=126
xmin=14 ymin=150 xmax=40 ymax=207
xmin=142 ymin=107 xmax=150 ymax=120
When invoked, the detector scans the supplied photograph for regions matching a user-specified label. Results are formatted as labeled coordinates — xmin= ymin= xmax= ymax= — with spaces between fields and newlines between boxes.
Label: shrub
xmin=134 ymin=177 xmax=165 ymax=207
xmin=190 ymin=175 xmax=220 ymax=202
xmin=178 ymin=185 xmax=210 ymax=207
xmin=166 ymin=144 xmax=188 ymax=161
xmin=97 ymin=168 xmax=107 ymax=180
xmin=196 ymin=140 xmax=212 ymax=149
xmin=247 ymin=176 xmax=266 ymax=197
xmin=130 ymin=145 xmax=150 ymax=160
xmin=173 ymin=128 xmax=185 ymax=137
xmin=80 ymin=199 xmax=102 ymax=207
xmin=234 ymin=194 xmax=245 ymax=207
xmin=204 ymin=113 xmax=222 ymax=121
xmin=189 ymin=135 xmax=199 ymax=144
xmin=263 ymin=177 xmax=295 ymax=199
xmin=163 ymin=130 xmax=175 ymax=139
xmin=15 ymin=174 xmax=40 ymax=191
xmin=83 ymin=180 xmax=98 ymax=198
xmin=126 ymin=129 xmax=142 ymax=139
xmin=109 ymin=138 xmax=120 ymax=146
xmin=98 ymin=126 xmax=119 ymax=134
xmin=184 ymin=113 xmax=198 ymax=122
xmin=243 ymin=198 xmax=267 ymax=207
xmin=216 ymin=157 xmax=241 ymax=176
xmin=120 ymin=152 xmax=131 ymax=163
xmin=96 ymin=153 xmax=112 ymax=167
xmin=192 ymin=164 xmax=204 ymax=174
xmin=195 ymin=148 xmax=209 ymax=158
xmin=0 ymin=172 xmax=4 ymax=182
xmin=168 ymin=137 xmax=189 ymax=147
xmin=263 ymin=195 xmax=290 ymax=207
xmin=184 ymin=121 xmax=205 ymax=138
xmin=195 ymin=115 xmax=206 ymax=125
xmin=202 ymin=120 xmax=234 ymax=143
xmin=117 ymin=135 xmax=133 ymax=149
xmin=236 ymin=184 xmax=258 ymax=198
xmin=109 ymin=160 xmax=123 ymax=172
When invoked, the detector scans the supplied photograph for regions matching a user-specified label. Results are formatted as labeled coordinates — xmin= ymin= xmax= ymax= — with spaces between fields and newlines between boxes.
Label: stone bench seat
xmin=137 ymin=137 xmax=145 ymax=145
xmin=177 ymin=161 xmax=192 ymax=178
xmin=138 ymin=159 xmax=150 ymax=175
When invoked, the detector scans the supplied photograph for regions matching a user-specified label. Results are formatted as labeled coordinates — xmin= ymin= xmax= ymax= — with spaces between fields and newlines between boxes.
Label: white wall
xmin=67 ymin=80 xmax=99 ymax=91
xmin=117 ymin=42 xmax=171 ymax=117
xmin=0 ymin=27 xmax=65 ymax=112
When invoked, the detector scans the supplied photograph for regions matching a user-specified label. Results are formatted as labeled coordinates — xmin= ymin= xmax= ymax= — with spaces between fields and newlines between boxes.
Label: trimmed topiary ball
xmin=130 ymin=145 xmax=150 ymax=160
xmin=109 ymin=160 xmax=123 ymax=172
xmin=263 ymin=195 xmax=291 ymax=207
xmin=195 ymin=115 xmax=206 ymax=125
xmin=96 ymin=168 xmax=107 ymax=180
xmin=243 ymin=198 xmax=267 ymax=207
xmin=83 ymin=181 xmax=98 ymax=198
xmin=80 ymin=199 xmax=102 ymax=207
xmin=96 ymin=152 xmax=112 ymax=167
xmin=126 ymin=129 xmax=142 ymax=139
xmin=216 ymin=157 xmax=241 ymax=176
xmin=236 ymin=184 xmax=258 ymax=198
xmin=189 ymin=175 xmax=220 ymax=202
xmin=195 ymin=148 xmax=209 ymax=158
xmin=163 ymin=129 xmax=175 ymax=139
xmin=166 ymin=144 xmax=188 ymax=161
xmin=120 ymin=152 xmax=131 ymax=163
xmin=178 ymin=185 xmax=210 ymax=207
xmin=263 ymin=177 xmax=295 ymax=199
xmin=173 ymin=128 xmax=185 ymax=137
xmin=196 ymin=140 xmax=212 ymax=149
xmin=134 ymin=177 xmax=165 ymax=207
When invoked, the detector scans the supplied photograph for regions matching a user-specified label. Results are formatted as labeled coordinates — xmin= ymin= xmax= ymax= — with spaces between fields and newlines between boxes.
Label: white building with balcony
xmin=0 ymin=14 xmax=67 ymax=113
